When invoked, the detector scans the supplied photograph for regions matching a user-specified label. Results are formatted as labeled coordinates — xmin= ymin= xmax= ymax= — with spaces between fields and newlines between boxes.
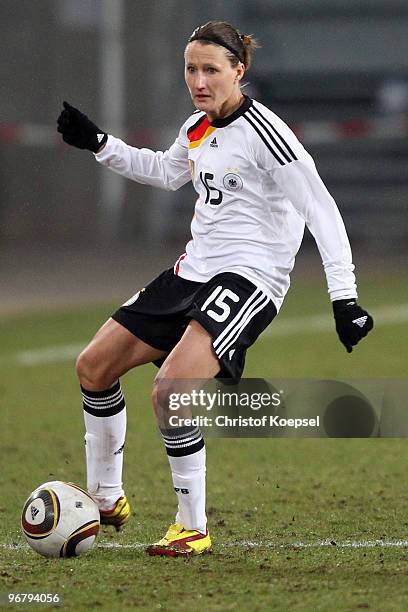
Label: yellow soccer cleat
xmin=99 ymin=496 xmax=131 ymax=532
xmin=145 ymin=523 xmax=212 ymax=557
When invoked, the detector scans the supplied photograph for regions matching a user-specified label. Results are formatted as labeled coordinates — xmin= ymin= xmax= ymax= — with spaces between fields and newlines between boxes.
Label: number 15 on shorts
xmin=201 ymin=286 xmax=239 ymax=322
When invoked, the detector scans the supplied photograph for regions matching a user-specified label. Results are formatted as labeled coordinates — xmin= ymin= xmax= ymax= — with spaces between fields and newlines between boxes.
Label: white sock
xmin=161 ymin=427 xmax=207 ymax=534
xmin=82 ymin=382 xmax=126 ymax=511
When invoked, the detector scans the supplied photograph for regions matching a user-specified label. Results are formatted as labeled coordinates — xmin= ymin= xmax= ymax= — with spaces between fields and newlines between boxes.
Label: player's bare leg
xmin=147 ymin=320 xmax=220 ymax=556
xmin=76 ymin=318 xmax=167 ymax=528
xmin=76 ymin=318 xmax=167 ymax=390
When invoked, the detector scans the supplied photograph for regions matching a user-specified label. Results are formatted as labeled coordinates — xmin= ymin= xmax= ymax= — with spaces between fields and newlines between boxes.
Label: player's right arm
xmin=57 ymin=101 xmax=191 ymax=191
xmin=95 ymin=134 xmax=190 ymax=191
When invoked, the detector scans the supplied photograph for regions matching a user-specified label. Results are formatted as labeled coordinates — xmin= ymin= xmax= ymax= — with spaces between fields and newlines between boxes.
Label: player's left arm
xmin=271 ymin=153 xmax=374 ymax=353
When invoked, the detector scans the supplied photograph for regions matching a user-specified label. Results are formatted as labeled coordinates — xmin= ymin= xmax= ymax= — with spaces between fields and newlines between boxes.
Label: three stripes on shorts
xmin=213 ymin=287 xmax=269 ymax=359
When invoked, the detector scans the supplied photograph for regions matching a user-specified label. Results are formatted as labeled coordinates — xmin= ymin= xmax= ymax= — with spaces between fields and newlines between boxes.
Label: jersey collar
xmin=210 ymin=95 xmax=253 ymax=128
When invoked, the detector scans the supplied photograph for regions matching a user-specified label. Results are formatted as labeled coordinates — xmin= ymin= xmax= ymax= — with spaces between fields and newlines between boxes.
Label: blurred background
xmin=0 ymin=0 xmax=407 ymax=313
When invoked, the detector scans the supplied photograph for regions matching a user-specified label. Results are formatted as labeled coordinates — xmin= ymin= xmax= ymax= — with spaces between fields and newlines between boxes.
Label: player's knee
xmin=75 ymin=348 xmax=94 ymax=386
xmin=151 ymin=378 xmax=162 ymax=416
xmin=151 ymin=376 xmax=176 ymax=423
xmin=76 ymin=347 xmax=112 ymax=390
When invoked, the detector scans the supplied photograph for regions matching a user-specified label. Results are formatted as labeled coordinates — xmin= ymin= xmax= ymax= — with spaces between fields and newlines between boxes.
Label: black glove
xmin=333 ymin=299 xmax=374 ymax=353
xmin=57 ymin=101 xmax=107 ymax=153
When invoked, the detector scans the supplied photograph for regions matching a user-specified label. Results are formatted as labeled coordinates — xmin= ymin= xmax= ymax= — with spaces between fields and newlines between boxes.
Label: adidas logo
xmin=352 ymin=316 xmax=368 ymax=328
xmin=31 ymin=505 xmax=40 ymax=520
xmin=97 ymin=133 xmax=105 ymax=143
xmin=210 ymin=137 xmax=218 ymax=148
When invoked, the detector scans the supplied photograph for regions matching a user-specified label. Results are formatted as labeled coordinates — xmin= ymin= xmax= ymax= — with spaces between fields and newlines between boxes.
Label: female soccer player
xmin=57 ymin=21 xmax=373 ymax=557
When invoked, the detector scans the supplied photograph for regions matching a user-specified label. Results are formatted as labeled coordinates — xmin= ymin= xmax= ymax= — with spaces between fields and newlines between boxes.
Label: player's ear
xmin=235 ymin=62 xmax=245 ymax=82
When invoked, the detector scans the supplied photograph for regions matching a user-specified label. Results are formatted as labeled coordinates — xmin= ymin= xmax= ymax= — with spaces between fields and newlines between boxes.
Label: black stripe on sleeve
xmin=251 ymin=105 xmax=298 ymax=162
xmin=247 ymin=108 xmax=296 ymax=164
xmin=244 ymin=114 xmax=285 ymax=165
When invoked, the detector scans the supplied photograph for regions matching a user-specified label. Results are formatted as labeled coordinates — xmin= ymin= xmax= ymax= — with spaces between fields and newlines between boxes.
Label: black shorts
xmin=112 ymin=268 xmax=277 ymax=382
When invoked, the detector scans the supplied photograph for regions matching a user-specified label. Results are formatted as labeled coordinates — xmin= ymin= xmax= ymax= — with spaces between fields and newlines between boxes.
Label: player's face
xmin=184 ymin=41 xmax=245 ymax=120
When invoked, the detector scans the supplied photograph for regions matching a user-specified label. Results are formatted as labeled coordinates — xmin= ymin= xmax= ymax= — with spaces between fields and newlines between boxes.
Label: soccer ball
xmin=21 ymin=481 xmax=100 ymax=558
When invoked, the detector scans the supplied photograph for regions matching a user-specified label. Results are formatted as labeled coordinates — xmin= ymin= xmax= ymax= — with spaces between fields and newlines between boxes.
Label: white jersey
xmin=95 ymin=96 xmax=357 ymax=311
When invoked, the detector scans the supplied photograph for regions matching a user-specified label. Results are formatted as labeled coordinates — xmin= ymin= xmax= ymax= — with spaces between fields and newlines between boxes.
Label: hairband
xmin=188 ymin=33 xmax=245 ymax=64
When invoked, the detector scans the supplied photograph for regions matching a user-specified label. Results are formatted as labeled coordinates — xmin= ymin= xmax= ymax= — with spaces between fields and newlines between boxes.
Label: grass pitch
xmin=1 ymin=271 xmax=408 ymax=610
